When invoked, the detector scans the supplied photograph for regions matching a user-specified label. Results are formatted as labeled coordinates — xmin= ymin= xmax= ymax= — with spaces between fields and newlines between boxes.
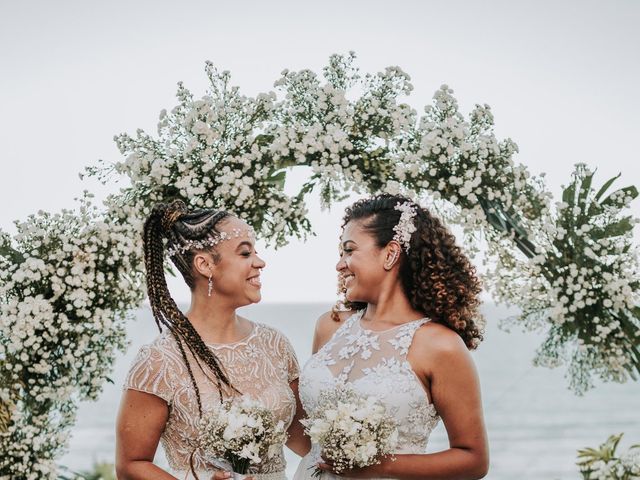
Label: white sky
xmin=1 ymin=0 xmax=639 ymax=303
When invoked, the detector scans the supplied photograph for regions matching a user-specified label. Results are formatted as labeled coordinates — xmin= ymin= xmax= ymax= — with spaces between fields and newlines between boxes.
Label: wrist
xmin=379 ymin=455 xmax=397 ymax=477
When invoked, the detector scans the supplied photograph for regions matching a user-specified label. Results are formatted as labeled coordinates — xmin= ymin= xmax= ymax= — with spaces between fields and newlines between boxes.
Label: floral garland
xmin=94 ymin=53 xmax=636 ymax=394
xmin=0 ymin=194 xmax=145 ymax=478
xmin=1 ymin=53 xmax=638 ymax=478
xmin=489 ymin=165 xmax=640 ymax=393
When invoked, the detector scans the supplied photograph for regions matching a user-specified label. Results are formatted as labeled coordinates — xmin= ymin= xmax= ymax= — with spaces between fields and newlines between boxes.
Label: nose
xmin=255 ymin=254 xmax=266 ymax=269
xmin=336 ymin=255 xmax=346 ymax=272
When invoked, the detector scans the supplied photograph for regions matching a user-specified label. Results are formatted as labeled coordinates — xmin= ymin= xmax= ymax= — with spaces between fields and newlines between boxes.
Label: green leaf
xmin=600 ymin=185 xmax=639 ymax=208
xmin=254 ymin=133 xmax=274 ymax=146
xmin=562 ymin=181 xmax=577 ymax=206
xmin=576 ymin=170 xmax=594 ymax=209
xmin=594 ymin=172 xmax=621 ymax=202
xmin=0 ymin=242 xmax=25 ymax=265
xmin=590 ymin=216 xmax=634 ymax=239
xmin=265 ymin=170 xmax=287 ymax=190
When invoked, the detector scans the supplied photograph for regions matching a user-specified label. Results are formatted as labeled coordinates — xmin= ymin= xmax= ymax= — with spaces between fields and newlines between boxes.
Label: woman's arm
xmin=115 ymin=389 xmax=177 ymax=480
xmin=286 ymin=378 xmax=312 ymax=456
xmin=319 ymin=323 xmax=489 ymax=480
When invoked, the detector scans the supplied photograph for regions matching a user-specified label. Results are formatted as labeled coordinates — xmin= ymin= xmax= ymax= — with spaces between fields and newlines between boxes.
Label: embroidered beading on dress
xmin=295 ymin=310 xmax=440 ymax=480
xmin=124 ymin=322 xmax=298 ymax=479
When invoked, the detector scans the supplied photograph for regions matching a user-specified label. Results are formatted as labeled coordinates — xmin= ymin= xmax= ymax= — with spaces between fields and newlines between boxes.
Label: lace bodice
xmin=124 ymin=321 xmax=299 ymax=477
xmin=299 ymin=310 xmax=440 ymax=457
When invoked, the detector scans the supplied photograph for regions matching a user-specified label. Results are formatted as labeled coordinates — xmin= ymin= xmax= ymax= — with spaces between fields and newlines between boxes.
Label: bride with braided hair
xmin=116 ymin=200 xmax=309 ymax=480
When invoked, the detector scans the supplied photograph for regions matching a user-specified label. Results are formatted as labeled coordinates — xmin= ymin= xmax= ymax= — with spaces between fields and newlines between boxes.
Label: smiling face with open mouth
xmin=206 ymin=216 xmax=266 ymax=307
xmin=336 ymin=219 xmax=388 ymax=304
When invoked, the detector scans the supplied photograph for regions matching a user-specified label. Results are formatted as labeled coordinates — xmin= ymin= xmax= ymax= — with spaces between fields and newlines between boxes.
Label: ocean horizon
xmin=62 ymin=302 xmax=640 ymax=479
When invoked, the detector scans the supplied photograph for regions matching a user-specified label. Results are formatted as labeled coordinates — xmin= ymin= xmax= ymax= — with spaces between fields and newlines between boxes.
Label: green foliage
xmin=577 ymin=433 xmax=640 ymax=479
xmin=58 ymin=462 xmax=116 ymax=480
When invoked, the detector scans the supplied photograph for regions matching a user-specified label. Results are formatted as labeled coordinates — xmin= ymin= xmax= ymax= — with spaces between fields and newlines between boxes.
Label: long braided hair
xmin=143 ymin=200 xmax=240 ymax=414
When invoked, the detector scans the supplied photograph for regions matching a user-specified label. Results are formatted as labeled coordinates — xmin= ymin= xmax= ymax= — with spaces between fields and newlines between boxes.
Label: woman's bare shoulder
xmin=413 ymin=320 xmax=471 ymax=360
xmin=313 ymin=309 xmax=355 ymax=352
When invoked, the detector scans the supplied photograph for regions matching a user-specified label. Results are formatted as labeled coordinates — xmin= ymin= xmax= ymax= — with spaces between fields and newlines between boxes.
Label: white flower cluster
xmin=269 ymin=54 xmax=417 ymax=208
xmin=302 ymin=385 xmax=398 ymax=475
xmin=578 ymin=433 xmax=640 ymax=480
xmin=392 ymin=202 xmax=418 ymax=252
xmin=103 ymin=63 xmax=310 ymax=247
xmin=88 ymin=54 xmax=640 ymax=395
xmin=96 ymin=53 xmax=550 ymax=252
xmin=195 ymin=396 xmax=288 ymax=476
xmin=0 ymin=194 xmax=145 ymax=478
xmin=487 ymin=164 xmax=640 ymax=394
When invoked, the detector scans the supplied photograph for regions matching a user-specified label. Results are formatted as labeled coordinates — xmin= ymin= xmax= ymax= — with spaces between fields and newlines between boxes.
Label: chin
xmin=345 ymin=288 xmax=364 ymax=304
xmin=248 ymin=292 xmax=262 ymax=304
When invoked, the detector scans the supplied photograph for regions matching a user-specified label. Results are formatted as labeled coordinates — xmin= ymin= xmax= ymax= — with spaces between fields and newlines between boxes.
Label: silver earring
xmin=385 ymin=250 xmax=399 ymax=270
xmin=207 ymin=275 xmax=213 ymax=297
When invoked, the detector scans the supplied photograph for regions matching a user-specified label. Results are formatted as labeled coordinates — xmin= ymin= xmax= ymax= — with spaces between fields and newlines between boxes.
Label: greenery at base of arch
xmin=0 ymin=53 xmax=638 ymax=478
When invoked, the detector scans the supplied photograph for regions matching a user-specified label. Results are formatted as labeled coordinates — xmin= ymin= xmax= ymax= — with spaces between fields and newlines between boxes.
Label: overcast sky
xmin=1 ymin=0 xmax=639 ymax=303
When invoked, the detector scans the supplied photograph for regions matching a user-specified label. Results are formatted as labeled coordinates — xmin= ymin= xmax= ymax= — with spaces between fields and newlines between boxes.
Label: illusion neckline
xmin=356 ymin=310 xmax=428 ymax=334
xmin=205 ymin=321 xmax=257 ymax=348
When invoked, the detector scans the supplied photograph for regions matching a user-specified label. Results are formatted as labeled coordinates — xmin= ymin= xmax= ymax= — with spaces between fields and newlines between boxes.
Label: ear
xmin=193 ymin=252 xmax=216 ymax=278
xmin=384 ymin=241 xmax=402 ymax=271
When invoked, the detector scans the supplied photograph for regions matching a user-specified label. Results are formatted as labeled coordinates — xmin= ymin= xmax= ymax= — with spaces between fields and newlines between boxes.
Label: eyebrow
xmin=342 ymin=240 xmax=356 ymax=247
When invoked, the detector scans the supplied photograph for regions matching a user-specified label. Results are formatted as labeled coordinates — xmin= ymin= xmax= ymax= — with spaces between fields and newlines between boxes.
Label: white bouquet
xmin=302 ymin=385 xmax=398 ymax=476
xmin=194 ymin=397 xmax=288 ymax=479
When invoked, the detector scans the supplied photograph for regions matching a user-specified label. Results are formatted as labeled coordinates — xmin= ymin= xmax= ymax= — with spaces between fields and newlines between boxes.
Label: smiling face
xmin=194 ymin=216 xmax=265 ymax=307
xmin=336 ymin=219 xmax=388 ymax=304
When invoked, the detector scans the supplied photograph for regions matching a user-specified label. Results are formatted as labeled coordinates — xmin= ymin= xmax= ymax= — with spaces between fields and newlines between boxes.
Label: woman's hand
xmin=210 ymin=471 xmax=231 ymax=480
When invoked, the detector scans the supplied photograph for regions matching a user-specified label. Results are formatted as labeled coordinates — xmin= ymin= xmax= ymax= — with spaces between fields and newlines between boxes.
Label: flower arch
xmin=1 ymin=53 xmax=638 ymax=478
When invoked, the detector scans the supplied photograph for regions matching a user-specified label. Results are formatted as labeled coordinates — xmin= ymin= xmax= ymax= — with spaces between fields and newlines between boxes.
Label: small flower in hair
xmin=392 ymin=202 xmax=417 ymax=252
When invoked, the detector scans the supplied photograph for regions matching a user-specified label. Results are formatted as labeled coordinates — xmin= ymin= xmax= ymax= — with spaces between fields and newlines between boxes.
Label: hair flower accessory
xmin=392 ymin=202 xmax=417 ymax=252
xmin=166 ymin=228 xmax=256 ymax=257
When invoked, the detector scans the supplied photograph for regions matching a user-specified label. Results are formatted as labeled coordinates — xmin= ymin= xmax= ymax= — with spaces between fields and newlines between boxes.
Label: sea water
xmin=61 ymin=302 xmax=640 ymax=479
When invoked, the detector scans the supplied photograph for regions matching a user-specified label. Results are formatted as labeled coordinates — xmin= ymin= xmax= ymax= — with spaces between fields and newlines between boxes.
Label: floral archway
xmin=1 ymin=53 xmax=638 ymax=478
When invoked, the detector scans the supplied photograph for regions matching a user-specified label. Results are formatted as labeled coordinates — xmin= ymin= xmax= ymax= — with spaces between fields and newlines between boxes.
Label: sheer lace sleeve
xmin=279 ymin=332 xmax=300 ymax=383
xmin=124 ymin=339 xmax=176 ymax=405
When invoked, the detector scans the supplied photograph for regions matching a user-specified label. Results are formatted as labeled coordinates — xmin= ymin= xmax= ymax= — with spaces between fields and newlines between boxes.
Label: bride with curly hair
xmin=295 ymin=193 xmax=489 ymax=479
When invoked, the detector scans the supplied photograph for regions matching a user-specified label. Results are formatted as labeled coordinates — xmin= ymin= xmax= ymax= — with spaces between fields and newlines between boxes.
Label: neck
xmin=185 ymin=290 xmax=245 ymax=344
xmin=363 ymin=278 xmax=423 ymax=326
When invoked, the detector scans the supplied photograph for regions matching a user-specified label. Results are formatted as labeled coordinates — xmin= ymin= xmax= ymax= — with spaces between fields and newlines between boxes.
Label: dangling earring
xmin=207 ymin=274 xmax=213 ymax=297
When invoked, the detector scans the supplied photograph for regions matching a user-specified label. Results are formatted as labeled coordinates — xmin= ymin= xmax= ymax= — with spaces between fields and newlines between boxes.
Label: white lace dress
xmin=294 ymin=310 xmax=440 ymax=480
xmin=124 ymin=321 xmax=299 ymax=480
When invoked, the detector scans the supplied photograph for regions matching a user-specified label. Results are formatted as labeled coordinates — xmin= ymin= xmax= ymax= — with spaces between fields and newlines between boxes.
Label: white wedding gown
xmin=294 ymin=310 xmax=440 ymax=480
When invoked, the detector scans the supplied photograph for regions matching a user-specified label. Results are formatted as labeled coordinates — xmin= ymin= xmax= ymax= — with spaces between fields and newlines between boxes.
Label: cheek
xmin=216 ymin=259 xmax=247 ymax=283
xmin=348 ymin=256 xmax=378 ymax=282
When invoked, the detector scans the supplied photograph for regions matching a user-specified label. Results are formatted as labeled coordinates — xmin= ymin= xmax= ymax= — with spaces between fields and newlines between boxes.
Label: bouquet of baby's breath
xmin=302 ymin=385 xmax=398 ymax=477
xmin=194 ymin=397 xmax=288 ymax=480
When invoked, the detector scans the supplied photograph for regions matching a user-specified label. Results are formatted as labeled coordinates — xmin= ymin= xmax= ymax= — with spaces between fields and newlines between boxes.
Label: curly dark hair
xmin=143 ymin=200 xmax=239 ymax=414
xmin=337 ymin=194 xmax=484 ymax=350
